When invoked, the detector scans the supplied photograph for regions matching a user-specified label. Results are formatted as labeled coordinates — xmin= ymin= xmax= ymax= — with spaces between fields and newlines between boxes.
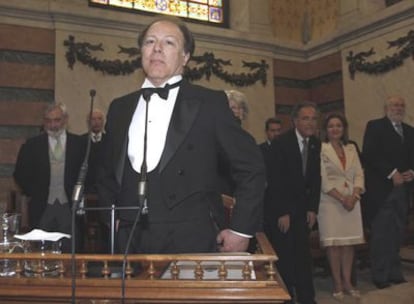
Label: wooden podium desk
xmin=0 ymin=233 xmax=290 ymax=303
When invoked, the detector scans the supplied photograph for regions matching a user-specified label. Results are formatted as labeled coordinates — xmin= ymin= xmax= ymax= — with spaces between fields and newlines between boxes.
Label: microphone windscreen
xmin=90 ymin=89 xmax=96 ymax=98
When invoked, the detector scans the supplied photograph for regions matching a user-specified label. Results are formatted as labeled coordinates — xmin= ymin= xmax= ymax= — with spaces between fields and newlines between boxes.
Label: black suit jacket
xmin=97 ymin=80 xmax=265 ymax=241
xmin=13 ymin=132 xmax=85 ymax=227
xmin=264 ymin=129 xmax=321 ymax=223
xmin=362 ymin=116 xmax=414 ymax=219
xmin=81 ymin=133 xmax=106 ymax=193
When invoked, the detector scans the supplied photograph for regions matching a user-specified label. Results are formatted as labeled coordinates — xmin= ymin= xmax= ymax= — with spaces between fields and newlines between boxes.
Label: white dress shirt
xmin=128 ymin=75 xmax=182 ymax=173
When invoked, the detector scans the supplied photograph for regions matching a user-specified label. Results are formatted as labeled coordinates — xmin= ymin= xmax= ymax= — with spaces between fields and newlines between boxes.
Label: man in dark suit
xmin=362 ymin=95 xmax=414 ymax=289
xmin=82 ymin=109 xmax=106 ymax=194
xmin=259 ymin=117 xmax=283 ymax=166
xmin=13 ymin=103 xmax=85 ymax=252
xmin=265 ymin=102 xmax=321 ymax=304
xmin=97 ymin=17 xmax=265 ymax=254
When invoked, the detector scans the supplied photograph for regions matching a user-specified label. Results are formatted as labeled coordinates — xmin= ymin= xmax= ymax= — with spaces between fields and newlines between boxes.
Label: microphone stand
xmin=120 ymin=91 xmax=151 ymax=304
xmin=70 ymin=89 xmax=96 ymax=304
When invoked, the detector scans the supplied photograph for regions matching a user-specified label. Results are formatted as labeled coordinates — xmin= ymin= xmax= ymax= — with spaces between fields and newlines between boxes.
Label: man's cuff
xmin=230 ymin=229 xmax=253 ymax=239
xmin=387 ymin=168 xmax=398 ymax=179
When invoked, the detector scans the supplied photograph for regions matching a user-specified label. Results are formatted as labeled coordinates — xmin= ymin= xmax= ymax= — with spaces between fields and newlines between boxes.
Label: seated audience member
xmin=318 ymin=113 xmax=365 ymax=300
xmin=13 ymin=103 xmax=85 ymax=252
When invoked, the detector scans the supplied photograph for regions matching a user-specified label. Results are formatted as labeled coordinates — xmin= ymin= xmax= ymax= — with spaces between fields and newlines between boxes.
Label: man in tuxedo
xmin=265 ymin=102 xmax=321 ymax=304
xmin=362 ymin=95 xmax=414 ymax=289
xmin=97 ymin=17 xmax=265 ymax=254
xmin=13 ymin=103 xmax=85 ymax=252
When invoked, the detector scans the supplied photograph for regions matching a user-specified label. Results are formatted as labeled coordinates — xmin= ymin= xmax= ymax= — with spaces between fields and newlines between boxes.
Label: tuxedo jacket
xmin=97 ymin=80 xmax=265 ymax=237
xmin=264 ymin=129 xmax=321 ymax=223
xmin=362 ymin=116 xmax=414 ymax=219
xmin=13 ymin=132 xmax=85 ymax=227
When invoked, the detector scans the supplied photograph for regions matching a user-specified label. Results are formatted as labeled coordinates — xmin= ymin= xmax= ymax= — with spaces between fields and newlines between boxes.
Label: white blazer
xmin=320 ymin=142 xmax=364 ymax=199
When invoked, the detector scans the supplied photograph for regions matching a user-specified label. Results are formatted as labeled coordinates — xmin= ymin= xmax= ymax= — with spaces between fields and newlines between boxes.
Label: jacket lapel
xmin=158 ymin=81 xmax=201 ymax=172
xmin=115 ymin=92 xmax=140 ymax=185
xmin=324 ymin=142 xmax=343 ymax=171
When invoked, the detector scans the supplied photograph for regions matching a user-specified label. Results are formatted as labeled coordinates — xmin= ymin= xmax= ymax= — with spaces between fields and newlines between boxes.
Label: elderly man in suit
xmin=82 ymin=109 xmax=106 ymax=194
xmin=13 ymin=103 xmax=85 ymax=251
xmin=97 ymin=17 xmax=265 ymax=254
xmin=363 ymin=95 xmax=414 ymax=289
xmin=265 ymin=102 xmax=321 ymax=304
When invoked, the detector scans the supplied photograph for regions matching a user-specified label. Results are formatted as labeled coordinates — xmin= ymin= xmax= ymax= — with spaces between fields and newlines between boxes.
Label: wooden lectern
xmin=0 ymin=233 xmax=290 ymax=303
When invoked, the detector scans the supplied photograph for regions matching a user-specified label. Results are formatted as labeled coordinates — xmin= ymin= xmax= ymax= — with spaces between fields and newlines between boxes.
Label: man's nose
xmin=154 ymin=41 xmax=162 ymax=52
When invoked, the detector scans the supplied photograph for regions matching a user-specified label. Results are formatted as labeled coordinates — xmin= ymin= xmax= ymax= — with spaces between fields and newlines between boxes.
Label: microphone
xmin=138 ymin=90 xmax=151 ymax=215
xmin=71 ymin=88 xmax=96 ymax=304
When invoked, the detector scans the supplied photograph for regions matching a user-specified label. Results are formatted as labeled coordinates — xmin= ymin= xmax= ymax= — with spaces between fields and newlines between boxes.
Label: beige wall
xmin=19 ymin=0 xmax=274 ymax=141
xmin=342 ymin=12 xmax=414 ymax=146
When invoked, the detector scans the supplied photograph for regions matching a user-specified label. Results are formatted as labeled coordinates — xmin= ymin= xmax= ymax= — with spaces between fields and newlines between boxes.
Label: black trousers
xmin=37 ymin=201 xmax=84 ymax=253
xmin=270 ymin=214 xmax=315 ymax=304
xmin=370 ymin=186 xmax=409 ymax=283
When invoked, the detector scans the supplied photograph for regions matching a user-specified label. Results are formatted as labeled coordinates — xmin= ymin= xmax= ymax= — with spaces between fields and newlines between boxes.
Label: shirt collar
xmin=141 ymin=75 xmax=183 ymax=88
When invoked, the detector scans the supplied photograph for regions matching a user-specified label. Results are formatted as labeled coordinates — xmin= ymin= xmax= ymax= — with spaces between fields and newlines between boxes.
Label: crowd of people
xmin=12 ymin=16 xmax=414 ymax=304
xmin=261 ymin=96 xmax=413 ymax=304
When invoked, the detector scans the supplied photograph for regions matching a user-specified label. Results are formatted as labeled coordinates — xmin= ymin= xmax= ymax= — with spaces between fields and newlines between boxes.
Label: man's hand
xmin=216 ymin=229 xmax=249 ymax=252
xmin=392 ymin=171 xmax=405 ymax=186
xmin=402 ymin=170 xmax=414 ymax=183
xmin=307 ymin=211 xmax=316 ymax=229
xmin=278 ymin=214 xmax=290 ymax=233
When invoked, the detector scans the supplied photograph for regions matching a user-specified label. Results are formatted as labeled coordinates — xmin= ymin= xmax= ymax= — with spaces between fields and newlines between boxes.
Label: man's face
xmin=386 ymin=96 xmax=405 ymax=123
xmin=294 ymin=107 xmax=318 ymax=138
xmin=141 ymin=21 xmax=190 ymax=86
xmin=266 ymin=122 xmax=282 ymax=141
xmin=44 ymin=108 xmax=66 ymax=136
xmin=89 ymin=111 xmax=104 ymax=133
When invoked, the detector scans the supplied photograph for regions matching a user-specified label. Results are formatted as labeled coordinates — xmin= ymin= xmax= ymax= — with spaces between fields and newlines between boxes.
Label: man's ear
xmin=183 ymin=52 xmax=190 ymax=66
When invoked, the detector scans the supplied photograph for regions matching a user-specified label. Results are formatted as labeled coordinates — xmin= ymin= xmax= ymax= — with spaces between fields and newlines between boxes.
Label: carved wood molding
xmin=63 ymin=35 xmax=268 ymax=87
xmin=346 ymin=30 xmax=414 ymax=79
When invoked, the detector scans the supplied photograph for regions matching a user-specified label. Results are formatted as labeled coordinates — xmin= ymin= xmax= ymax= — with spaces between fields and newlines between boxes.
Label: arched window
xmin=89 ymin=0 xmax=228 ymax=27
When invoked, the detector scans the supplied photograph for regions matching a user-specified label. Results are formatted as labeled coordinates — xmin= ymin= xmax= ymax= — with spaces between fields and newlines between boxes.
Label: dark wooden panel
xmin=0 ymin=101 xmax=48 ymax=126
xmin=0 ymin=24 xmax=54 ymax=54
xmin=0 ymin=62 xmax=54 ymax=90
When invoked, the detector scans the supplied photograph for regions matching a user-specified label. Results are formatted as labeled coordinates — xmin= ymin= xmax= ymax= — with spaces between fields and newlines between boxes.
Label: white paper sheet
xmin=14 ymin=229 xmax=71 ymax=242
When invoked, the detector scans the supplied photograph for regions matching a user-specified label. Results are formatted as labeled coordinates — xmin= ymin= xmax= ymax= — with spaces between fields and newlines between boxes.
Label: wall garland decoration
xmin=63 ymin=35 xmax=268 ymax=87
xmin=346 ymin=30 xmax=414 ymax=79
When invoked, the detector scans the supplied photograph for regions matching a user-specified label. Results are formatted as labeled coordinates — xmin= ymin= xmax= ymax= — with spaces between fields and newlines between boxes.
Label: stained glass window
xmin=89 ymin=0 xmax=227 ymax=26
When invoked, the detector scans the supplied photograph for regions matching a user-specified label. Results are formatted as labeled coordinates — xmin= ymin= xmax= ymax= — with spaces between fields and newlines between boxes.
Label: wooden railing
xmin=0 ymin=233 xmax=290 ymax=303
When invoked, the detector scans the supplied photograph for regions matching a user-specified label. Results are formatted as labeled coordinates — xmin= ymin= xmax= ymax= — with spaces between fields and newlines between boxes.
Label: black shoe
xmin=390 ymin=278 xmax=407 ymax=284
xmin=373 ymin=281 xmax=391 ymax=289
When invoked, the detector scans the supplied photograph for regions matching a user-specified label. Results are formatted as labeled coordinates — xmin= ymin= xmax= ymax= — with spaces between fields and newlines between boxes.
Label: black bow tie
xmin=142 ymin=81 xmax=181 ymax=101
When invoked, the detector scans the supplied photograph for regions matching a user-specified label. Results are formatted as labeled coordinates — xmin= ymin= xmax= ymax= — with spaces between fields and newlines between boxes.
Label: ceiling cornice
xmin=0 ymin=1 xmax=413 ymax=61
